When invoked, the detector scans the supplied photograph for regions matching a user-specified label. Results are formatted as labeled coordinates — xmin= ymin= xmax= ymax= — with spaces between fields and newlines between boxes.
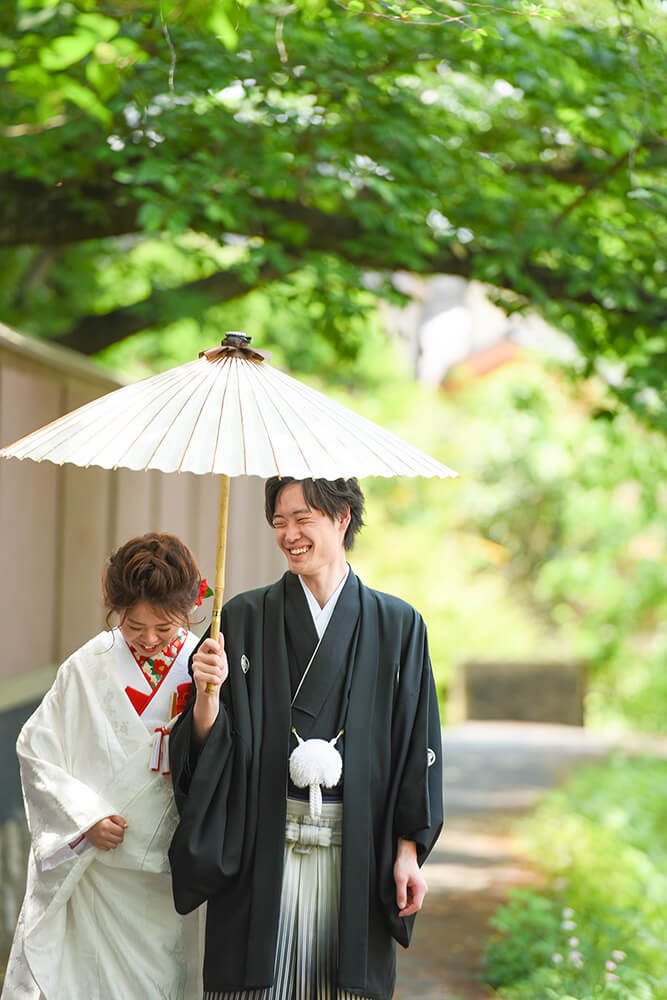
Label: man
xmin=169 ymin=477 xmax=443 ymax=1000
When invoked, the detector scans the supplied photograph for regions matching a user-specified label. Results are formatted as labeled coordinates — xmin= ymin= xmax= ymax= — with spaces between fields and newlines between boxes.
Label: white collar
xmin=298 ymin=565 xmax=350 ymax=639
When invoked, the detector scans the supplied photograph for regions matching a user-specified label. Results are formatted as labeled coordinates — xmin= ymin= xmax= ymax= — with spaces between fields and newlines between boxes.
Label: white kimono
xmin=2 ymin=629 xmax=204 ymax=1000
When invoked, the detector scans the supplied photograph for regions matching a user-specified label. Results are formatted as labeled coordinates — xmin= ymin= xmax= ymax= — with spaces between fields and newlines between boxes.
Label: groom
xmin=169 ymin=476 xmax=443 ymax=1000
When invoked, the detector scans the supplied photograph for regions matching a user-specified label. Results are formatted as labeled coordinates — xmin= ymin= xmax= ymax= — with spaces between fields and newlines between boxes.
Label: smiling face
xmin=271 ymin=482 xmax=349 ymax=580
xmin=119 ymin=601 xmax=183 ymax=657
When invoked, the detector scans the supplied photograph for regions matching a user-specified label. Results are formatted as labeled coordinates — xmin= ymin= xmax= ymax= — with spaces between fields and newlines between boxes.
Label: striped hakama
xmin=204 ymin=798 xmax=368 ymax=1000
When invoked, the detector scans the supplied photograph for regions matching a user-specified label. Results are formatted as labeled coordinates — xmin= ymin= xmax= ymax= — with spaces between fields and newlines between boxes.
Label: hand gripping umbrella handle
xmin=206 ymin=476 xmax=230 ymax=694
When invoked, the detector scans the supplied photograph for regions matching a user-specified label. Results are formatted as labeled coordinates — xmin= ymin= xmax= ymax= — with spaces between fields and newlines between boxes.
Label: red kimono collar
xmin=126 ymin=629 xmax=187 ymax=691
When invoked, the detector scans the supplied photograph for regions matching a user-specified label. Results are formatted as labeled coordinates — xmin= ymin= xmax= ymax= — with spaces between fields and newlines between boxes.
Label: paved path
xmin=394 ymin=722 xmax=665 ymax=1000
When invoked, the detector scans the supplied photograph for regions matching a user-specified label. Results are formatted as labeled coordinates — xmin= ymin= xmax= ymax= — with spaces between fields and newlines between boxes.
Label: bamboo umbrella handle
xmin=206 ymin=475 xmax=230 ymax=694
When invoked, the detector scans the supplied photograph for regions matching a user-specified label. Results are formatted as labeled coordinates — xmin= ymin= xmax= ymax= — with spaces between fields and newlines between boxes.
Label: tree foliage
xmin=326 ymin=351 xmax=666 ymax=731
xmin=459 ymin=365 xmax=667 ymax=730
xmin=1 ymin=0 xmax=665 ymax=425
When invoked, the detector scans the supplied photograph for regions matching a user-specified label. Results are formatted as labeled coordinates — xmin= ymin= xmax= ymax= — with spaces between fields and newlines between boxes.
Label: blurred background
xmin=1 ymin=0 xmax=665 ymax=995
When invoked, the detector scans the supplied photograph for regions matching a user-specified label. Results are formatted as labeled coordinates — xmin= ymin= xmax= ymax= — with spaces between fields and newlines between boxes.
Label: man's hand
xmin=86 ymin=815 xmax=128 ymax=850
xmin=192 ymin=633 xmax=228 ymax=743
xmin=393 ymin=838 xmax=428 ymax=917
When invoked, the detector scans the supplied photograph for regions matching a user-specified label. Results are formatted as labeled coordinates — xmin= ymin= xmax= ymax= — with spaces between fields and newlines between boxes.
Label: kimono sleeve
xmin=168 ymin=637 xmax=253 ymax=915
xmin=392 ymin=613 xmax=443 ymax=863
xmin=17 ymin=657 xmax=118 ymax=868
xmin=376 ymin=607 xmax=443 ymax=948
xmin=394 ymin=650 xmax=443 ymax=864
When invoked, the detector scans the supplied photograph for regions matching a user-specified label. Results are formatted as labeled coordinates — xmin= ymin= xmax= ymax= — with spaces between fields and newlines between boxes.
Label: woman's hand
xmin=192 ymin=634 xmax=228 ymax=696
xmin=192 ymin=633 xmax=228 ymax=743
xmin=86 ymin=815 xmax=128 ymax=850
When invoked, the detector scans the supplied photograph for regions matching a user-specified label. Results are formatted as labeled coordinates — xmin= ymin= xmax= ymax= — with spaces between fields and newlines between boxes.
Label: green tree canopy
xmin=1 ymin=0 xmax=665 ymax=425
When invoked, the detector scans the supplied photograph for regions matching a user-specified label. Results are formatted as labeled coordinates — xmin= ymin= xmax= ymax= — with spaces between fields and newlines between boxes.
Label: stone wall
xmin=450 ymin=660 xmax=585 ymax=727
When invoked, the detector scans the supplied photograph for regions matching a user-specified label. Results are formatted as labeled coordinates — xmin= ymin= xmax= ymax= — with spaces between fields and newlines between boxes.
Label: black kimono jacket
xmin=168 ymin=568 xmax=443 ymax=1000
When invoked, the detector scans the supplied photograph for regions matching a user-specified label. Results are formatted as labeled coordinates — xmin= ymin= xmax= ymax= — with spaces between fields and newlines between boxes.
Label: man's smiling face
xmin=271 ymin=482 xmax=348 ymax=578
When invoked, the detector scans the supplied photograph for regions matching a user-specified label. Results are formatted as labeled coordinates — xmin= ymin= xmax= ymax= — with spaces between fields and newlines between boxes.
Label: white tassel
xmin=289 ymin=729 xmax=343 ymax=821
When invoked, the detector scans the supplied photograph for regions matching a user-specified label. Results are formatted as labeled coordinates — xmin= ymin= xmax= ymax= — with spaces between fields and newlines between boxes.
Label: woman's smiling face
xmin=271 ymin=482 xmax=348 ymax=578
xmin=119 ymin=602 xmax=182 ymax=657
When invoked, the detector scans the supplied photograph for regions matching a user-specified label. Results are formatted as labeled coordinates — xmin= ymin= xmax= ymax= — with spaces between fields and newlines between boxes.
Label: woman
xmin=2 ymin=533 xmax=206 ymax=1000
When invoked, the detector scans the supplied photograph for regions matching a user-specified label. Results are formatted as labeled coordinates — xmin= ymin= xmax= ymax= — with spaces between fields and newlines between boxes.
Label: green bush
xmin=484 ymin=755 xmax=667 ymax=1000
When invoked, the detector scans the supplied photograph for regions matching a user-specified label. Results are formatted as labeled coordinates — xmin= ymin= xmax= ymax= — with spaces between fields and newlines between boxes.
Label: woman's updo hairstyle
xmin=103 ymin=532 xmax=201 ymax=626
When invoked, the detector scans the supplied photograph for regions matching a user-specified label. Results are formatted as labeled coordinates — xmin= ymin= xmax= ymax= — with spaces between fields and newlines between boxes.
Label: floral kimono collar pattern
xmin=126 ymin=629 xmax=187 ymax=690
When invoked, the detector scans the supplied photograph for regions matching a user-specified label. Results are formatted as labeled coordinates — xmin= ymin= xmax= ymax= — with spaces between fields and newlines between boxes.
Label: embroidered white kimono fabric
xmin=2 ymin=629 xmax=203 ymax=1000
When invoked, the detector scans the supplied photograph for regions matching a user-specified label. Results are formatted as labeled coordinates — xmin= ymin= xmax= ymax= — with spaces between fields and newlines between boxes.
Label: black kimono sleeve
xmin=376 ymin=607 xmax=444 ymax=947
xmin=393 ymin=627 xmax=443 ymax=862
xmin=168 ymin=639 xmax=252 ymax=915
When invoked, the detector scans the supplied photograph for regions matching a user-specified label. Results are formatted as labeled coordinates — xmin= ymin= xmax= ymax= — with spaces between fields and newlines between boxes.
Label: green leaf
xmin=75 ymin=13 xmax=120 ymax=42
xmin=39 ymin=33 xmax=98 ymax=71
xmin=58 ymin=78 xmax=112 ymax=125
xmin=208 ymin=9 xmax=238 ymax=49
xmin=85 ymin=60 xmax=121 ymax=100
xmin=138 ymin=202 xmax=166 ymax=232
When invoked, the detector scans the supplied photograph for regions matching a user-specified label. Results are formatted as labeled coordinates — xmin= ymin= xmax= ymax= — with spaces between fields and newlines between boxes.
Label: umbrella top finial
xmin=199 ymin=332 xmax=271 ymax=364
xmin=222 ymin=331 xmax=252 ymax=348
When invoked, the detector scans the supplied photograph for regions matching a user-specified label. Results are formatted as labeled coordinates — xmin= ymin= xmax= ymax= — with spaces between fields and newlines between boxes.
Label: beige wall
xmin=0 ymin=325 xmax=284 ymax=710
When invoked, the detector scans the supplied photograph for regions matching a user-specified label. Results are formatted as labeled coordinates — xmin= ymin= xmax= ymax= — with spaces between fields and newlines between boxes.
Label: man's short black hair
xmin=265 ymin=477 xmax=365 ymax=550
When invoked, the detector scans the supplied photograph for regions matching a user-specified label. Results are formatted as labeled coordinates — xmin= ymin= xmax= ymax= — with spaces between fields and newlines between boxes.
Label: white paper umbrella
xmin=1 ymin=333 xmax=458 ymax=671
xmin=2 ymin=341 xmax=456 ymax=481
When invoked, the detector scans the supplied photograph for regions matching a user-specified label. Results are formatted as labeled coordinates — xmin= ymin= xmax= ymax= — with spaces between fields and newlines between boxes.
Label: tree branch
xmin=53 ymin=260 xmax=285 ymax=354
xmin=503 ymin=138 xmax=665 ymax=185
xmin=4 ymin=141 xmax=663 ymax=250
xmin=3 ymin=175 xmax=664 ymax=355
xmin=553 ymin=147 xmax=635 ymax=226
xmin=0 ymin=177 xmax=141 ymax=246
